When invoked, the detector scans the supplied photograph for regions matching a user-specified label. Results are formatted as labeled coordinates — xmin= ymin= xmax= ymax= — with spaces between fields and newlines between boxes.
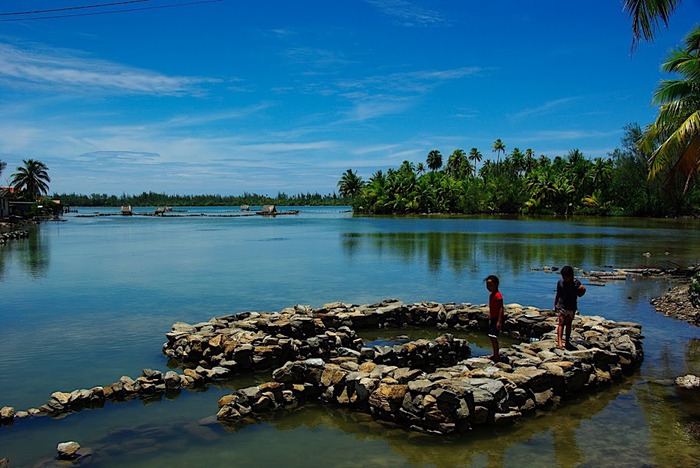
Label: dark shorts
xmin=558 ymin=308 xmax=576 ymax=323
xmin=488 ymin=317 xmax=499 ymax=338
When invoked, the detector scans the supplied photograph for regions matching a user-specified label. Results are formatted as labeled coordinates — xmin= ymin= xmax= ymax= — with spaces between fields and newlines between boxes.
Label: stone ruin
xmin=0 ymin=299 xmax=644 ymax=436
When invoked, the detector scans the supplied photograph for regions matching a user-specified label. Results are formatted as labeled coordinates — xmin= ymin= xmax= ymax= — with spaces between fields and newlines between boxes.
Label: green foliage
xmin=11 ymin=159 xmax=50 ymax=201
xmin=53 ymin=191 xmax=348 ymax=207
xmin=344 ymin=123 xmax=700 ymax=216
xmin=690 ymin=271 xmax=700 ymax=308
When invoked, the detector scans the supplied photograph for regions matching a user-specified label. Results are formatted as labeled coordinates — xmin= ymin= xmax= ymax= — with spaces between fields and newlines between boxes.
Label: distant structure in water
xmin=120 ymin=205 xmax=132 ymax=216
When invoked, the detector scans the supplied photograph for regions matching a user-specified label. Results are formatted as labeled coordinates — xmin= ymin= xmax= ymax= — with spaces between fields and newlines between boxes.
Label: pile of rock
xmin=0 ymin=229 xmax=29 ymax=244
xmin=651 ymin=283 xmax=700 ymax=327
xmin=160 ymin=299 xmax=644 ymax=434
xmin=0 ymin=369 xmax=196 ymax=425
xmin=0 ymin=299 xmax=645 ymax=436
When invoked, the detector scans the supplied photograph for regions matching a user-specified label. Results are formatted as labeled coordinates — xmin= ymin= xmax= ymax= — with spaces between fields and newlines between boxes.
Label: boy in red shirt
xmin=485 ymin=275 xmax=504 ymax=362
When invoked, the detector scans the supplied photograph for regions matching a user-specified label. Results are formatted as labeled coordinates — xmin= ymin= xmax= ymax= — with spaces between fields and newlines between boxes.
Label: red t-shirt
xmin=489 ymin=291 xmax=503 ymax=319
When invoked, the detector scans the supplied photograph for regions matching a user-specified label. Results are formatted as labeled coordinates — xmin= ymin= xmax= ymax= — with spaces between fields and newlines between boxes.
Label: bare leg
xmin=565 ymin=318 xmax=573 ymax=347
xmin=489 ymin=337 xmax=500 ymax=361
xmin=557 ymin=316 xmax=565 ymax=349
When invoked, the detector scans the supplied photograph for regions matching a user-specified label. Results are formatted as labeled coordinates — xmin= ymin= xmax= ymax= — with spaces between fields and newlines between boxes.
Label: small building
xmin=121 ymin=205 xmax=133 ymax=216
xmin=0 ymin=188 xmax=11 ymax=219
xmin=261 ymin=205 xmax=277 ymax=215
xmin=241 ymin=205 xmax=250 ymax=211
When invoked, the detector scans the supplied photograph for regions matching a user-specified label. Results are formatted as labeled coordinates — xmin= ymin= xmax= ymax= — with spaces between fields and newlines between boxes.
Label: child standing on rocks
xmin=555 ymin=265 xmax=586 ymax=350
xmin=485 ymin=275 xmax=504 ymax=362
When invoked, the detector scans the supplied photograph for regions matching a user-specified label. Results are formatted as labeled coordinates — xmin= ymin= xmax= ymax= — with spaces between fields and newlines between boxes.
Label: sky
xmin=0 ymin=0 xmax=699 ymax=196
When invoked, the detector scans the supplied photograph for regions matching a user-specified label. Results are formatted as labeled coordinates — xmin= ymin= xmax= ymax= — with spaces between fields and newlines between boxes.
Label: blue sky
xmin=0 ymin=0 xmax=698 ymax=196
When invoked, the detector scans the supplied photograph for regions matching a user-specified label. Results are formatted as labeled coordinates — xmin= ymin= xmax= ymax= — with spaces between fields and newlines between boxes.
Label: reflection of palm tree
xmin=19 ymin=228 xmax=49 ymax=277
xmin=643 ymin=25 xmax=700 ymax=195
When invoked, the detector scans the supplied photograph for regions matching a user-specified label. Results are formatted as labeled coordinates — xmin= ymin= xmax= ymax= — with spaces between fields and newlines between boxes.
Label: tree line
xmin=337 ymin=122 xmax=699 ymax=217
xmin=52 ymin=191 xmax=349 ymax=207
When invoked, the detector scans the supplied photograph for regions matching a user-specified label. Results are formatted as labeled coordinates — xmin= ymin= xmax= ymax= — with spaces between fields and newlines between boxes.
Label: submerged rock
xmin=676 ymin=374 xmax=700 ymax=389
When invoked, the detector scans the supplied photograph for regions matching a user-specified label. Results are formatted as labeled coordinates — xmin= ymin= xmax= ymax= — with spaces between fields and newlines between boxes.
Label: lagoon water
xmin=1 ymin=206 xmax=700 ymax=466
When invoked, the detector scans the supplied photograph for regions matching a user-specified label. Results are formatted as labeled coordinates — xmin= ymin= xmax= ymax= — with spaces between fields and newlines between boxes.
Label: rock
xmin=0 ymin=406 xmax=14 ymax=422
xmin=57 ymin=441 xmax=81 ymax=460
xmin=676 ymin=374 xmax=700 ymax=389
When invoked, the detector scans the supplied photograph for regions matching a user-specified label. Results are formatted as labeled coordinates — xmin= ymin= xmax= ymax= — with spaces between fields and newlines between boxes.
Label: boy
xmin=485 ymin=275 xmax=504 ymax=362
xmin=555 ymin=265 xmax=586 ymax=350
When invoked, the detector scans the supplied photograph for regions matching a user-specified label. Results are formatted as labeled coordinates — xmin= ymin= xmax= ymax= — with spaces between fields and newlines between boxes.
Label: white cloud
xmin=508 ymin=97 xmax=580 ymax=121
xmin=0 ymin=42 xmax=218 ymax=96
xmin=364 ymin=0 xmax=448 ymax=27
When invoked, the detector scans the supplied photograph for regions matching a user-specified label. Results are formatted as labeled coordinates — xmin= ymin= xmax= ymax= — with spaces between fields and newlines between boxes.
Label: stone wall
xmin=163 ymin=299 xmax=643 ymax=434
xmin=0 ymin=299 xmax=643 ymax=436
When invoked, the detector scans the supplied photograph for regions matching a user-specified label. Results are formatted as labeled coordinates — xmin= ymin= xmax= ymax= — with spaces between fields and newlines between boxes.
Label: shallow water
xmin=1 ymin=208 xmax=700 ymax=466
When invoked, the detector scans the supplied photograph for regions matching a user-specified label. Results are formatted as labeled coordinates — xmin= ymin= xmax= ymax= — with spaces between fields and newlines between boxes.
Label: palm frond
xmin=625 ymin=0 xmax=680 ymax=49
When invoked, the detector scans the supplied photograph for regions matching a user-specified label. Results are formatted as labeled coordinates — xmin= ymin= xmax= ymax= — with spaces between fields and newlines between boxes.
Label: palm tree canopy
xmin=624 ymin=0 xmax=681 ymax=50
xmin=426 ymin=150 xmax=443 ymax=171
xmin=11 ymin=159 xmax=51 ymax=200
xmin=643 ymin=24 xmax=700 ymax=192
xmin=337 ymin=169 xmax=364 ymax=199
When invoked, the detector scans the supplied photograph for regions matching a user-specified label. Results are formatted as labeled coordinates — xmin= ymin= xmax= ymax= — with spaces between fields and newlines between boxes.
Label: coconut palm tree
xmin=510 ymin=147 xmax=525 ymax=175
xmin=492 ymin=139 xmax=506 ymax=166
xmin=11 ymin=159 xmax=50 ymax=201
xmin=525 ymin=148 xmax=536 ymax=173
xmin=426 ymin=150 xmax=443 ymax=172
xmin=446 ymin=149 xmax=469 ymax=178
xmin=624 ymin=0 xmax=682 ymax=50
xmin=468 ymin=148 xmax=482 ymax=177
xmin=337 ymin=169 xmax=364 ymax=200
xmin=642 ymin=25 xmax=700 ymax=195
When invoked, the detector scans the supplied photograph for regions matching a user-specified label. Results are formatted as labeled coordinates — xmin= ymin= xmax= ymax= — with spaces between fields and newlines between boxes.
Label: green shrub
xmin=690 ymin=271 xmax=700 ymax=308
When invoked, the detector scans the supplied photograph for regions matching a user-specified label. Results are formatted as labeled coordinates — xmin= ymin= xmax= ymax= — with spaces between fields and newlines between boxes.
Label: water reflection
xmin=342 ymin=232 xmax=632 ymax=274
xmin=105 ymin=378 xmax=635 ymax=467
xmin=341 ymin=230 xmax=700 ymax=275
xmin=0 ymin=226 xmax=50 ymax=279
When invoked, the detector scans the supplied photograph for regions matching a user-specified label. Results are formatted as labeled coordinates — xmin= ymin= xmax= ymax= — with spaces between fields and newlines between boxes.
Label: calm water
xmin=2 ymin=207 xmax=700 ymax=467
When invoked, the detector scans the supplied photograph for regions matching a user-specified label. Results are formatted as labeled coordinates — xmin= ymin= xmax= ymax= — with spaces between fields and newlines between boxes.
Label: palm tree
xmin=525 ymin=148 xmax=536 ymax=173
xmin=468 ymin=148 xmax=482 ymax=177
xmin=0 ymin=160 xmax=6 ymax=180
xmin=337 ymin=169 xmax=364 ymax=200
xmin=416 ymin=162 xmax=426 ymax=175
xmin=510 ymin=147 xmax=525 ymax=175
xmin=624 ymin=0 xmax=682 ymax=50
xmin=426 ymin=150 xmax=443 ymax=172
xmin=642 ymin=25 xmax=700 ymax=195
xmin=492 ymin=139 xmax=506 ymax=166
xmin=11 ymin=159 xmax=50 ymax=200
xmin=590 ymin=158 xmax=614 ymax=191
xmin=446 ymin=149 xmax=468 ymax=178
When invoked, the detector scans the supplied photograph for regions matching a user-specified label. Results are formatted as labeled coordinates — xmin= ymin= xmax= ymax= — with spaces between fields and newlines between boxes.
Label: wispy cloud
xmin=0 ymin=42 xmax=218 ymax=96
xmin=364 ymin=0 xmax=448 ymax=27
xmin=337 ymin=67 xmax=484 ymax=96
xmin=508 ymin=97 xmax=581 ymax=121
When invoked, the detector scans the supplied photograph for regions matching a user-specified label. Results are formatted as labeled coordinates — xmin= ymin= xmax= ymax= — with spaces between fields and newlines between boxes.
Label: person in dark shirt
xmin=485 ymin=275 xmax=504 ymax=362
xmin=554 ymin=265 xmax=586 ymax=350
